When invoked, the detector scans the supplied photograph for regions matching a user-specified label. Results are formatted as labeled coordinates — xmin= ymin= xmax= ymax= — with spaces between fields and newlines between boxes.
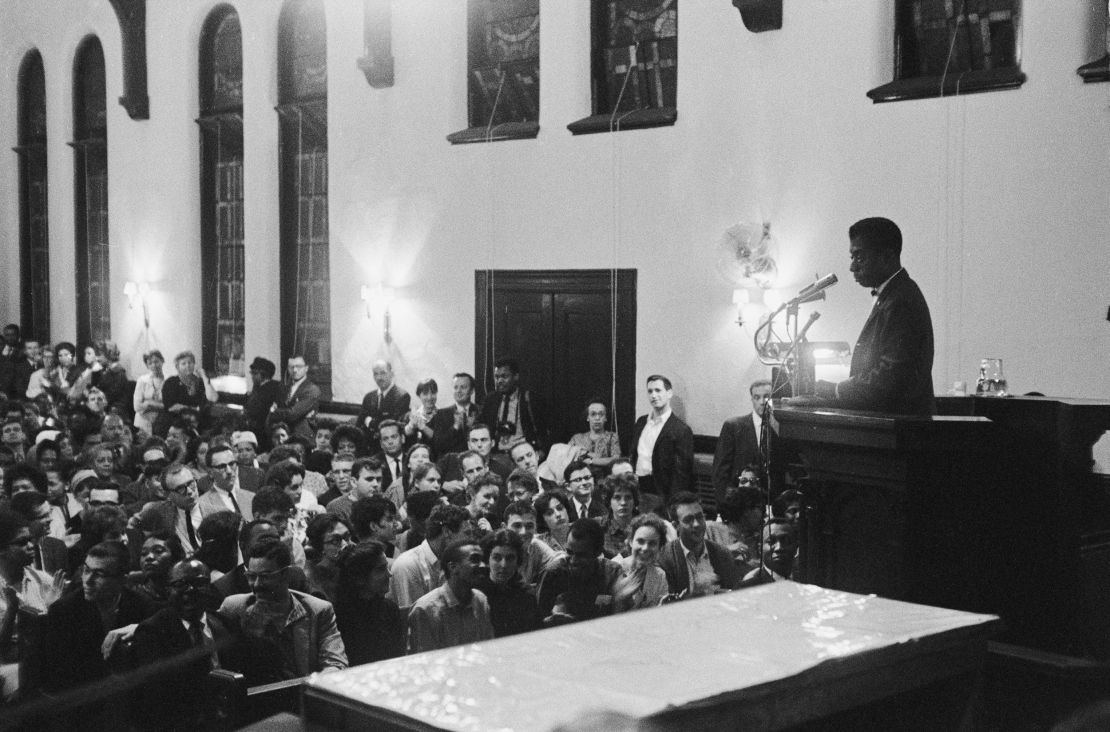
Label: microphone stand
xmin=758 ymin=399 xmax=772 ymax=580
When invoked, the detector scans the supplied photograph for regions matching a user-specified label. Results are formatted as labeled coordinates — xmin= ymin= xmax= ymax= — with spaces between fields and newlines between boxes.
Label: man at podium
xmin=814 ymin=217 xmax=935 ymax=415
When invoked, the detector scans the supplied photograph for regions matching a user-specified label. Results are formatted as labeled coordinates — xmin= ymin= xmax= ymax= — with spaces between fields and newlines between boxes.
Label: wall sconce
xmin=123 ymin=280 xmax=151 ymax=328
xmin=360 ymin=283 xmax=396 ymax=343
xmin=733 ymin=288 xmax=773 ymax=328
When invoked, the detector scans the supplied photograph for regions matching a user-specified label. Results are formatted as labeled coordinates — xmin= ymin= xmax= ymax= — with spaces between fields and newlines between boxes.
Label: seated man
xmin=438 ymin=424 xmax=513 ymax=488
xmin=129 ymin=463 xmax=204 ymax=553
xmin=474 ymin=529 xmax=541 ymax=638
xmin=199 ymin=443 xmax=258 ymax=518
xmin=253 ymin=484 xmax=308 ymax=568
xmin=350 ymin=495 xmax=402 ymax=560
xmin=741 ymin=519 xmax=800 ymax=587
xmin=389 ymin=504 xmax=472 ymax=612
xmin=127 ymin=558 xmax=248 ymax=728
xmin=303 ymin=514 xmax=353 ymax=603
xmin=502 ymin=499 xmax=558 ymax=590
xmin=218 ymin=540 xmax=347 ymax=680
xmin=564 ymin=460 xmax=606 ymax=521
xmin=325 ymin=455 xmax=382 ymax=524
xmin=213 ymin=517 xmax=310 ymax=599
xmin=536 ymin=518 xmax=624 ymax=624
xmin=37 ymin=541 xmax=155 ymax=694
xmin=407 ymin=539 xmax=493 ymax=653
xmin=659 ymin=491 xmax=743 ymax=597
xmin=119 ymin=445 xmax=170 ymax=516
xmin=395 ymin=490 xmax=439 ymax=554
xmin=508 ymin=440 xmax=540 ymax=477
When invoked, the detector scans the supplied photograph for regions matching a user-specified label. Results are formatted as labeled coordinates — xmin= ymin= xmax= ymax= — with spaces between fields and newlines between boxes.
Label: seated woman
xmin=383 ymin=443 xmax=433 ymax=511
xmin=598 ymin=472 xmax=641 ymax=558
xmin=333 ymin=541 xmax=405 ymax=665
xmin=329 ymin=424 xmax=367 ymax=460
xmin=567 ymin=399 xmax=621 ymax=470
xmin=304 ymin=513 xmax=354 ymax=603
xmin=614 ymin=513 xmax=670 ymax=611
xmin=51 ymin=341 xmax=81 ymax=399
xmin=160 ymin=350 xmax=217 ymax=424
xmin=706 ymin=485 xmax=765 ymax=572
xmin=533 ymin=490 xmax=573 ymax=554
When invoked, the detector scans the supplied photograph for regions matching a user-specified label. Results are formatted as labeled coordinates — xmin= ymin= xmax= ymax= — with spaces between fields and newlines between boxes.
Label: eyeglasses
xmin=88 ymin=499 xmax=120 ymax=507
xmin=168 ymin=578 xmax=210 ymax=591
xmin=246 ymin=567 xmax=288 ymax=582
xmin=569 ymin=475 xmax=593 ymax=484
xmin=169 ymin=479 xmax=198 ymax=494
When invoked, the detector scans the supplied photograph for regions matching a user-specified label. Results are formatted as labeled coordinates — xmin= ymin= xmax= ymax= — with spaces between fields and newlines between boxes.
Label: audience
xmin=0 ymin=331 xmax=808 ymax=722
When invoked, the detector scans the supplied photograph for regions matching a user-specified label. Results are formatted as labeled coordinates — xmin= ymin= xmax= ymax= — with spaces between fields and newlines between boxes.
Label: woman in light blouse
xmin=614 ymin=513 xmax=670 ymax=611
xmin=132 ymin=349 xmax=166 ymax=436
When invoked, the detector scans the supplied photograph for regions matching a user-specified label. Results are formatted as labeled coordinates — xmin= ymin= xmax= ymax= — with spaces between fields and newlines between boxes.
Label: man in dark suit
xmin=126 ymin=558 xmax=247 ymax=727
xmin=244 ymin=356 xmax=281 ymax=442
xmin=711 ymin=379 xmax=772 ymax=503
xmin=815 ymin=217 xmax=935 ymax=416
xmin=430 ymin=372 xmax=480 ymax=458
xmin=130 ymin=464 xmax=204 ymax=553
xmin=563 ymin=460 xmax=607 ymax=521
xmin=479 ymin=358 xmax=548 ymax=454
xmin=269 ymin=355 xmax=321 ymax=440
xmin=659 ymin=492 xmax=743 ymax=596
xmin=36 ymin=541 xmax=155 ymax=694
xmin=373 ymin=419 xmax=406 ymax=487
xmin=630 ymin=374 xmax=694 ymax=507
xmin=12 ymin=339 xmax=40 ymax=400
xmin=356 ymin=360 xmax=411 ymax=444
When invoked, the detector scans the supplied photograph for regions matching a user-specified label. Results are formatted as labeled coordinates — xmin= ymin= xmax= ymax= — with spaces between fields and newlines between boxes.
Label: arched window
xmin=72 ymin=36 xmax=110 ymax=345
xmin=277 ymin=0 xmax=331 ymax=397
xmin=16 ymin=50 xmax=50 ymax=342
xmin=199 ymin=6 xmax=245 ymax=376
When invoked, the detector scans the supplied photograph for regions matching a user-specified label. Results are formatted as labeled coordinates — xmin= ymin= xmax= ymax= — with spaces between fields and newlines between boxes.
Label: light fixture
xmin=360 ymin=283 xmax=396 ymax=343
xmin=124 ymin=280 xmax=151 ymax=328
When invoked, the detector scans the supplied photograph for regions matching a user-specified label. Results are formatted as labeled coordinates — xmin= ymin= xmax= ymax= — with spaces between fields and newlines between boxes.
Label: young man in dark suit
xmin=629 ymin=375 xmax=693 ymax=508
xmin=711 ymin=379 xmax=772 ymax=503
xmin=270 ymin=355 xmax=322 ymax=441
xmin=357 ymin=360 xmax=411 ymax=444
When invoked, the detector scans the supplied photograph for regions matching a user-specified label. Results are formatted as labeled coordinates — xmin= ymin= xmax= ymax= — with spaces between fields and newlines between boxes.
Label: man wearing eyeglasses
xmin=219 ymin=540 xmax=347 ymax=680
xmin=564 ymin=460 xmax=605 ymax=522
xmin=129 ymin=463 xmax=206 ymax=552
xmin=36 ymin=541 xmax=154 ymax=697
xmin=198 ymin=443 xmax=257 ymax=519
xmin=128 ymin=558 xmax=245 ymax=726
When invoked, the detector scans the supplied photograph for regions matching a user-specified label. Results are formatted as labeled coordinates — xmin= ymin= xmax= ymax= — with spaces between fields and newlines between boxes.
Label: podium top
xmin=304 ymin=583 xmax=998 ymax=731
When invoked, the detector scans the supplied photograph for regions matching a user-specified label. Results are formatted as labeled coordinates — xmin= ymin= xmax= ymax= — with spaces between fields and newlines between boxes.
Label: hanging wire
xmin=292 ymin=108 xmax=307 ymax=359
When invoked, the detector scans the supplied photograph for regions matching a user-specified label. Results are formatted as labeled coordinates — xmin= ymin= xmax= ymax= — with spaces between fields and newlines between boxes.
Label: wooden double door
xmin=475 ymin=270 xmax=636 ymax=451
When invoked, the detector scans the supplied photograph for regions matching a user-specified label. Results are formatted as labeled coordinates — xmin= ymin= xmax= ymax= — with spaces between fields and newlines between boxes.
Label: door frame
xmin=475 ymin=269 xmax=637 ymax=451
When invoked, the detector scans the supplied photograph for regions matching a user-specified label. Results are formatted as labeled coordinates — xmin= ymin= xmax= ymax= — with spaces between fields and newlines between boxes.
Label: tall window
xmin=199 ymin=6 xmax=245 ymax=377
xmin=72 ymin=36 xmax=110 ymax=345
xmin=868 ymin=0 xmax=1025 ymax=102
xmin=447 ymin=0 xmax=540 ymax=145
xmin=278 ymin=0 xmax=331 ymax=397
xmin=567 ymin=0 xmax=677 ymax=135
xmin=16 ymin=50 xmax=50 ymax=342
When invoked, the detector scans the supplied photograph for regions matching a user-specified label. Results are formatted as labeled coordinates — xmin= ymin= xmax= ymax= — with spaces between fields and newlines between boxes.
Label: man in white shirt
xmin=388 ymin=504 xmax=472 ymax=612
xmin=629 ymin=375 xmax=693 ymax=509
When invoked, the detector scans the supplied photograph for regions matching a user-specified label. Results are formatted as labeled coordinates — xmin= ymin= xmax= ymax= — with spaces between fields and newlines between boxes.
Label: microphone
xmin=788 ymin=273 xmax=838 ymax=307
xmin=797 ymin=311 xmax=821 ymax=341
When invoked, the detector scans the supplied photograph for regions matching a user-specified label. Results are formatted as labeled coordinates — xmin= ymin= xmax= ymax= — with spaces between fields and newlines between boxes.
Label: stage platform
xmin=302 ymin=583 xmax=999 ymax=731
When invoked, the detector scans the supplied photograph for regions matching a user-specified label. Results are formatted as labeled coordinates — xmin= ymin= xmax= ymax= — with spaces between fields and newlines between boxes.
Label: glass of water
xmin=975 ymin=358 xmax=1009 ymax=397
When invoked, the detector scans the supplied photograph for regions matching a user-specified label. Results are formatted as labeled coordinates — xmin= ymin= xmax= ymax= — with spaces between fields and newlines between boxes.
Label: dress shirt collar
xmin=871 ymin=267 xmax=904 ymax=298
xmin=679 ymin=537 xmax=706 ymax=561
xmin=649 ymin=406 xmax=672 ymax=426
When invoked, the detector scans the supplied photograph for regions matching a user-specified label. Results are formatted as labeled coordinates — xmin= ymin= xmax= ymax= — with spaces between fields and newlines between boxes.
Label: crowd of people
xmin=0 ymin=323 xmax=804 ymax=728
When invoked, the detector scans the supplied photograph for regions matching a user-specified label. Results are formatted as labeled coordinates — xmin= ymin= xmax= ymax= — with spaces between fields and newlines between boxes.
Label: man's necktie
xmin=185 ymin=510 xmax=199 ymax=549
xmin=228 ymin=492 xmax=241 ymax=515
xmin=187 ymin=619 xmax=205 ymax=649
xmin=33 ymin=542 xmax=43 ymax=571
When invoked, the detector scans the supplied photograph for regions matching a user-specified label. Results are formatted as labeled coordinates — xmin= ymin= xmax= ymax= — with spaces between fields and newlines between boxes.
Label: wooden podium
xmin=775 ymin=396 xmax=1110 ymax=659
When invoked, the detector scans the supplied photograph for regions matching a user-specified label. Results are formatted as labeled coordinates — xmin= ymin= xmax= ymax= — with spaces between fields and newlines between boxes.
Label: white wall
xmin=0 ymin=0 xmax=1107 ymax=438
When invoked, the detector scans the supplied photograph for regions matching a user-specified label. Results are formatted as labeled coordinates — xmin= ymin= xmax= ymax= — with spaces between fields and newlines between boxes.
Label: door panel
xmin=553 ymin=293 xmax=613 ymax=443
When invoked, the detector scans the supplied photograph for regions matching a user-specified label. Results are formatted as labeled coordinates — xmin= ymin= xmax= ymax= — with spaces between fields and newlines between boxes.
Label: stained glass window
xmin=17 ymin=50 xmax=50 ymax=343
xmin=278 ymin=0 xmax=331 ymax=397
xmin=567 ymin=0 xmax=677 ymax=135
xmin=448 ymin=0 xmax=540 ymax=144
xmin=73 ymin=36 xmax=110 ymax=345
xmin=199 ymin=8 xmax=245 ymax=376
xmin=868 ymin=0 xmax=1025 ymax=103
